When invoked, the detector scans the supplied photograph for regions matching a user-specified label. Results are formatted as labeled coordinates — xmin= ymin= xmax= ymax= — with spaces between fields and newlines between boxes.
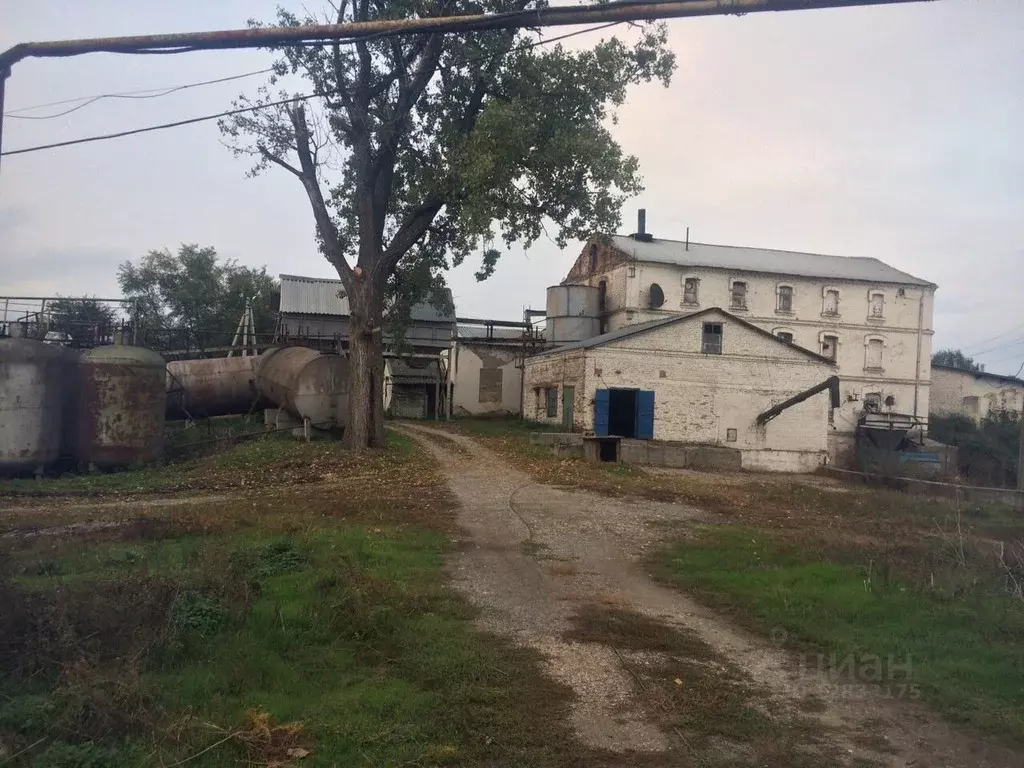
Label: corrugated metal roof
xmin=279 ymin=274 xmax=456 ymax=323
xmin=528 ymin=307 xmax=831 ymax=364
xmin=608 ymin=235 xmax=935 ymax=287
xmin=932 ymin=364 xmax=1024 ymax=388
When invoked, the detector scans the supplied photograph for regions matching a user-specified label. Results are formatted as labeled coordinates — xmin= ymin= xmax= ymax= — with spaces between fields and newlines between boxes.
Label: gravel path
xmin=395 ymin=423 xmax=1024 ymax=768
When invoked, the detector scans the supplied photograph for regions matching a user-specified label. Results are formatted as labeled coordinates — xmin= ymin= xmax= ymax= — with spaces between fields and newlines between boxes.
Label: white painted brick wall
xmin=931 ymin=367 xmax=1024 ymax=421
xmin=523 ymin=310 xmax=833 ymax=467
xmin=565 ymin=259 xmax=934 ymax=426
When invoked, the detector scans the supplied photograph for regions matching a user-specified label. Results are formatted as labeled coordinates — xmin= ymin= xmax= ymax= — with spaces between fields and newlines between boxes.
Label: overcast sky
xmin=2 ymin=0 xmax=1022 ymax=372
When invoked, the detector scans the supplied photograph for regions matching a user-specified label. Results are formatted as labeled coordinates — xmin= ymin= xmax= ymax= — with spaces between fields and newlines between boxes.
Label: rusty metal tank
xmin=0 ymin=330 xmax=75 ymax=474
xmin=256 ymin=346 xmax=349 ymax=428
xmin=166 ymin=356 xmax=261 ymax=419
xmin=77 ymin=343 xmax=166 ymax=467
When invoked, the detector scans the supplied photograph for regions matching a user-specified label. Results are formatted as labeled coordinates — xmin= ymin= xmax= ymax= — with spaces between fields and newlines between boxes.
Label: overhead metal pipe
xmin=0 ymin=0 xmax=936 ymax=69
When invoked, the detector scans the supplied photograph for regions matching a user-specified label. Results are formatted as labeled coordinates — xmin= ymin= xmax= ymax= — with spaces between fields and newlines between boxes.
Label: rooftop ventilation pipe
xmin=634 ymin=208 xmax=653 ymax=242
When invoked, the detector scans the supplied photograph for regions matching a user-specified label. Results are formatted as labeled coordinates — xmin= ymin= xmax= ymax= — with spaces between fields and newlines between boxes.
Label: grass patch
xmin=0 ymin=435 xmax=598 ymax=767
xmin=653 ymin=525 xmax=1024 ymax=742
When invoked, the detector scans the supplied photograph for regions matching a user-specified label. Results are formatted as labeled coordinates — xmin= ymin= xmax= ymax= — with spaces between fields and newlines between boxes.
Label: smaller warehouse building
xmin=930 ymin=364 xmax=1024 ymax=422
xmin=522 ymin=308 xmax=837 ymax=472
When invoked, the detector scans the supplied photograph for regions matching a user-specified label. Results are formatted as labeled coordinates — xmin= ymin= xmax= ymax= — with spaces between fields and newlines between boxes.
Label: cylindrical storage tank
xmin=78 ymin=344 xmax=166 ymax=467
xmin=0 ymin=334 xmax=74 ymax=474
xmin=545 ymin=284 xmax=600 ymax=343
xmin=166 ymin=356 xmax=261 ymax=419
xmin=256 ymin=347 xmax=349 ymax=429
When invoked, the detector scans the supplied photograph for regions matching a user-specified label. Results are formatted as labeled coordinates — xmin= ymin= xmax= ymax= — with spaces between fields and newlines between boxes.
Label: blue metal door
xmin=594 ymin=389 xmax=610 ymax=436
xmin=636 ymin=390 xmax=655 ymax=439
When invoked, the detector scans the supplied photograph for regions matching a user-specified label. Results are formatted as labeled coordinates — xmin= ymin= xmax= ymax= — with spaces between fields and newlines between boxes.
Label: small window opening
xmin=869 ymin=293 xmax=885 ymax=318
xmin=821 ymin=335 xmax=838 ymax=360
xmin=588 ymin=244 xmax=598 ymax=273
xmin=823 ymin=289 xmax=839 ymax=315
xmin=726 ymin=428 xmax=738 ymax=442
xmin=866 ymin=338 xmax=884 ymax=369
xmin=777 ymin=285 xmax=793 ymax=313
xmin=776 ymin=331 xmax=794 ymax=343
xmin=599 ymin=440 xmax=618 ymax=462
xmin=683 ymin=277 xmax=699 ymax=305
xmin=546 ymin=387 xmax=558 ymax=417
xmin=730 ymin=281 xmax=747 ymax=309
xmin=702 ymin=323 xmax=723 ymax=354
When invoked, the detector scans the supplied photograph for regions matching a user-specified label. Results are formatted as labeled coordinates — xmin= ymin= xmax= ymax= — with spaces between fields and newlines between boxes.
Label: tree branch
xmin=257 ymin=144 xmax=302 ymax=178
xmin=379 ymin=198 xmax=445 ymax=276
xmin=289 ymin=104 xmax=353 ymax=283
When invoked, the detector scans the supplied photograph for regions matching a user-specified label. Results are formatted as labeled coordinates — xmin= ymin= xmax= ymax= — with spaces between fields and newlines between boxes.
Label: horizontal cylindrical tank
xmin=546 ymin=284 xmax=600 ymax=343
xmin=78 ymin=344 xmax=166 ymax=468
xmin=256 ymin=346 xmax=349 ymax=428
xmin=166 ymin=356 xmax=261 ymax=419
xmin=0 ymin=334 xmax=75 ymax=474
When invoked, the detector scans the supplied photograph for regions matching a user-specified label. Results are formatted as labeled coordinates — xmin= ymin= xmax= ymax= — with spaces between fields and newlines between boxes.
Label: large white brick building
xmin=523 ymin=308 xmax=837 ymax=472
xmin=930 ymin=364 xmax=1024 ymax=423
xmin=560 ymin=229 xmax=937 ymax=462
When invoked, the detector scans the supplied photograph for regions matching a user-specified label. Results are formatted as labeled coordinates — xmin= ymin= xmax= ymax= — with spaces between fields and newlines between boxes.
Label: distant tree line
xmin=932 ymin=349 xmax=985 ymax=373
xmin=118 ymin=244 xmax=278 ymax=354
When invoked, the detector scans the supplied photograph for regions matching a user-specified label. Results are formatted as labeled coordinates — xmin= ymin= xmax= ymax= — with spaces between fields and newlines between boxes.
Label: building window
xmin=869 ymin=292 xmax=885 ymax=319
xmin=683 ymin=277 xmax=699 ymax=306
xmin=588 ymin=244 xmax=598 ymax=273
xmin=963 ymin=395 xmax=980 ymax=418
xmin=864 ymin=392 xmax=882 ymax=412
xmin=865 ymin=338 xmax=884 ymax=370
xmin=546 ymin=387 xmax=558 ymax=417
xmin=730 ymin=281 xmax=747 ymax=310
xmin=777 ymin=285 xmax=793 ymax=313
xmin=776 ymin=331 xmax=794 ymax=343
xmin=702 ymin=322 xmax=723 ymax=354
xmin=726 ymin=428 xmax=738 ymax=442
xmin=821 ymin=334 xmax=838 ymax=361
xmin=823 ymin=289 xmax=839 ymax=316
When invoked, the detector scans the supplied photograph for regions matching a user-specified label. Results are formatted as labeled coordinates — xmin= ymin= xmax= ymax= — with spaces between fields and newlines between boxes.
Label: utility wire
xmin=4 ymin=67 xmax=275 ymax=119
xmin=1 ymin=22 xmax=621 ymax=158
xmin=0 ymin=92 xmax=325 ymax=156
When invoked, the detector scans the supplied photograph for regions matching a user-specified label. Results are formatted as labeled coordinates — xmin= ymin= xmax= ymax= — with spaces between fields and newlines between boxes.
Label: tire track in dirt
xmin=394 ymin=422 xmax=1024 ymax=768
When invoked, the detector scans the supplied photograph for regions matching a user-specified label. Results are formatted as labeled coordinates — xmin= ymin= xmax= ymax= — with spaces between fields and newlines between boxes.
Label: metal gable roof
xmin=529 ymin=307 xmax=832 ymax=364
xmin=279 ymin=274 xmax=455 ymax=324
xmin=608 ymin=235 xmax=935 ymax=288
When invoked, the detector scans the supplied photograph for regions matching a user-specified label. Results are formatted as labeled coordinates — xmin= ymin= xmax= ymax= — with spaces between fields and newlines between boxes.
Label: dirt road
xmin=395 ymin=423 xmax=1024 ymax=768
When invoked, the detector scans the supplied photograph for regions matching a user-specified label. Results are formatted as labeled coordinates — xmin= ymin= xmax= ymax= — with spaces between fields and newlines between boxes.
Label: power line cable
xmin=0 ymin=22 xmax=621 ymax=158
xmin=959 ymin=321 xmax=1024 ymax=354
xmin=4 ymin=67 xmax=276 ymax=117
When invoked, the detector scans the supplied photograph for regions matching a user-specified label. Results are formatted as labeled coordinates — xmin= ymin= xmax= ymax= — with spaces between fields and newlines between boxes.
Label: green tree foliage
xmin=929 ymin=411 xmax=1020 ymax=487
xmin=220 ymin=1 xmax=675 ymax=447
xmin=45 ymin=298 xmax=119 ymax=346
xmin=932 ymin=349 xmax=985 ymax=372
xmin=118 ymin=244 xmax=278 ymax=353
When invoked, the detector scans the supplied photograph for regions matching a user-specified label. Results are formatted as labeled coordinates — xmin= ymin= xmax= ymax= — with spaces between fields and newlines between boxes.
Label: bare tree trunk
xmin=344 ymin=278 xmax=387 ymax=449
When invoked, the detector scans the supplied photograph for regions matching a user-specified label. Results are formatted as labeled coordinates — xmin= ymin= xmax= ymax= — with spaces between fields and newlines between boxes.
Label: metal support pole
xmin=0 ymin=66 xmax=8 ymax=172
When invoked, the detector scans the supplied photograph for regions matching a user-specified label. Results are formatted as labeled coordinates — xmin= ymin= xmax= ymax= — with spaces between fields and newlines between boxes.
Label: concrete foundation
xmin=530 ymin=433 xmax=744 ymax=471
